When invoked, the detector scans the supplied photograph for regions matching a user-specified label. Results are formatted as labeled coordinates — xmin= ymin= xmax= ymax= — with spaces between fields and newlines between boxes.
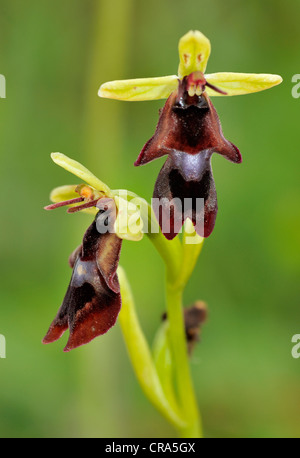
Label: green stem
xmin=142 ymin=200 xmax=183 ymax=282
xmin=152 ymin=321 xmax=179 ymax=413
xmin=115 ymin=196 xmax=203 ymax=437
xmin=146 ymin=218 xmax=203 ymax=437
xmin=118 ymin=266 xmax=186 ymax=431
xmin=165 ymin=281 xmax=202 ymax=438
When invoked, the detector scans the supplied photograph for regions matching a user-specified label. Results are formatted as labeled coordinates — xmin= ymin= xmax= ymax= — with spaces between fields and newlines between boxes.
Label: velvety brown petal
xmin=82 ymin=208 xmax=122 ymax=294
xmin=43 ymin=253 xmax=121 ymax=352
xmin=135 ymin=79 xmax=242 ymax=166
xmin=68 ymin=245 xmax=82 ymax=268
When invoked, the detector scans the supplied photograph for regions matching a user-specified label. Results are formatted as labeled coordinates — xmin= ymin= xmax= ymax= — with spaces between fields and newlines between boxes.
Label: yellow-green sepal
xmin=205 ymin=72 xmax=283 ymax=96
xmin=51 ymin=153 xmax=111 ymax=196
xmin=98 ymin=75 xmax=178 ymax=101
xmin=178 ymin=30 xmax=211 ymax=78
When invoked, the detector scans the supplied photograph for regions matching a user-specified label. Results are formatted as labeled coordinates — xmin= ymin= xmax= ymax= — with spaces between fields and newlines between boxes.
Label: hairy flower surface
xmin=98 ymin=30 xmax=282 ymax=238
xmin=43 ymin=204 xmax=122 ymax=352
xmin=138 ymin=79 xmax=241 ymax=237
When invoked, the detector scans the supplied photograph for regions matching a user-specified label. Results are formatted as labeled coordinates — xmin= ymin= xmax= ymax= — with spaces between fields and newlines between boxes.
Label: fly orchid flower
xmin=98 ymin=30 xmax=282 ymax=238
xmin=43 ymin=153 xmax=143 ymax=351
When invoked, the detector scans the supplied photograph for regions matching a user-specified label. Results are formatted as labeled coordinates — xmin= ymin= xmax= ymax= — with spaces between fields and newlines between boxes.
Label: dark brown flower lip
xmin=134 ymin=73 xmax=242 ymax=239
xmin=42 ymin=210 xmax=122 ymax=352
xmin=152 ymin=150 xmax=218 ymax=239
xmin=134 ymin=78 xmax=241 ymax=167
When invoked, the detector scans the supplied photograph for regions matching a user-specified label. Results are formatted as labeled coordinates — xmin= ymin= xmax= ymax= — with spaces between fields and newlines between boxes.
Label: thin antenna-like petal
xmin=48 ymin=184 xmax=98 ymax=216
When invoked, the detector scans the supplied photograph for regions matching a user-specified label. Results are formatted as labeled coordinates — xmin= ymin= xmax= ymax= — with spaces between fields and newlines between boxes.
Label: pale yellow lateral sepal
xmin=178 ymin=30 xmax=211 ymax=78
xmin=205 ymin=72 xmax=283 ymax=96
xmin=98 ymin=75 xmax=178 ymax=101
xmin=51 ymin=153 xmax=112 ymax=196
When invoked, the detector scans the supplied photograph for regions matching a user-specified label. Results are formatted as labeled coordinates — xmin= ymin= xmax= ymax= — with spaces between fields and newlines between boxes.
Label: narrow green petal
xmin=205 ymin=72 xmax=283 ymax=96
xmin=98 ymin=75 xmax=178 ymax=101
xmin=51 ymin=153 xmax=111 ymax=195
xmin=178 ymin=30 xmax=211 ymax=78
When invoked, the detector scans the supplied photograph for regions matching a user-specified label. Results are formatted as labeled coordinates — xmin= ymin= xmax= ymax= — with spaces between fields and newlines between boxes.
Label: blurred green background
xmin=0 ymin=0 xmax=299 ymax=438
